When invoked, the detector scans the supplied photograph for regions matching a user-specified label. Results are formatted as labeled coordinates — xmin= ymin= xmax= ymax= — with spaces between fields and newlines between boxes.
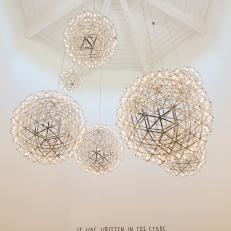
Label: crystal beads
xmin=64 ymin=11 xmax=118 ymax=68
xmin=117 ymin=67 xmax=213 ymax=176
xmin=59 ymin=69 xmax=82 ymax=92
xmin=75 ymin=125 xmax=123 ymax=175
xmin=11 ymin=90 xmax=86 ymax=165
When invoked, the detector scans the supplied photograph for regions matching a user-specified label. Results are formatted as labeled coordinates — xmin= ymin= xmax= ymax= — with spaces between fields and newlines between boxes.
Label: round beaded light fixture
xmin=11 ymin=90 xmax=86 ymax=165
xmin=75 ymin=125 xmax=123 ymax=175
xmin=59 ymin=69 xmax=82 ymax=92
xmin=117 ymin=67 xmax=213 ymax=176
xmin=64 ymin=11 xmax=118 ymax=68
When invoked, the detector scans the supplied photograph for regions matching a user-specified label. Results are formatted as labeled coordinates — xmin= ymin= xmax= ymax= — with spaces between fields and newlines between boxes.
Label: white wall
xmin=0 ymin=0 xmax=230 ymax=231
xmin=0 ymin=1 xmax=71 ymax=230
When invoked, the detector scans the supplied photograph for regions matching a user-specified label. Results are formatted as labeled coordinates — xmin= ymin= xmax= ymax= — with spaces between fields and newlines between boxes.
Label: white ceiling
xmin=20 ymin=0 xmax=211 ymax=70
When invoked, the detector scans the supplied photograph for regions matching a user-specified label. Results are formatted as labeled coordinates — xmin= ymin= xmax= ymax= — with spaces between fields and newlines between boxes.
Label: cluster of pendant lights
xmin=11 ymin=7 xmax=213 ymax=177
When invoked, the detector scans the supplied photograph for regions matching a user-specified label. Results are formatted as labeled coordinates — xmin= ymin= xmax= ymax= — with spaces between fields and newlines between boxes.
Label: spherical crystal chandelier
xmin=75 ymin=125 xmax=123 ymax=175
xmin=59 ymin=68 xmax=82 ymax=92
xmin=117 ymin=67 xmax=213 ymax=176
xmin=11 ymin=90 xmax=86 ymax=165
xmin=64 ymin=11 xmax=118 ymax=68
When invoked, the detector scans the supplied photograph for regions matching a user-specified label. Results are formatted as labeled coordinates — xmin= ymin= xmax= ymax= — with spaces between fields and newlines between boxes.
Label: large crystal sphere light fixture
xmin=75 ymin=125 xmax=123 ymax=175
xmin=64 ymin=11 xmax=118 ymax=68
xmin=117 ymin=67 xmax=213 ymax=176
xmin=11 ymin=90 xmax=86 ymax=165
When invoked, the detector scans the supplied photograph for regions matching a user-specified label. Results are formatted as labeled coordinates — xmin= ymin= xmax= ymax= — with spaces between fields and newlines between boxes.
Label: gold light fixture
xmin=64 ymin=11 xmax=118 ymax=68
xmin=11 ymin=91 xmax=86 ymax=165
xmin=59 ymin=68 xmax=82 ymax=92
xmin=75 ymin=125 xmax=123 ymax=175
xmin=117 ymin=67 xmax=213 ymax=176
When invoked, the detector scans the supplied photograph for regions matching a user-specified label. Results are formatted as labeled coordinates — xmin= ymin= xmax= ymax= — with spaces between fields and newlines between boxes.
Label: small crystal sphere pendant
xmin=59 ymin=69 xmax=82 ymax=92
xmin=75 ymin=124 xmax=123 ymax=175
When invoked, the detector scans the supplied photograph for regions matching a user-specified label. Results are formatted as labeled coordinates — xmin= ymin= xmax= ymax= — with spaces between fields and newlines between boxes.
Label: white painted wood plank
xmin=146 ymin=0 xmax=206 ymax=34
xmin=120 ymin=0 xmax=150 ymax=71
xmin=26 ymin=0 xmax=88 ymax=38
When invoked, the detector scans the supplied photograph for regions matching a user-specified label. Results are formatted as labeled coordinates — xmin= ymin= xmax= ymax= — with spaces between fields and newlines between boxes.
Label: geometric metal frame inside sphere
xmin=75 ymin=125 xmax=123 ymax=175
xmin=117 ymin=67 xmax=213 ymax=176
xmin=64 ymin=11 xmax=118 ymax=68
xmin=11 ymin=90 xmax=86 ymax=165
xmin=59 ymin=68 xmax=82 ymax=92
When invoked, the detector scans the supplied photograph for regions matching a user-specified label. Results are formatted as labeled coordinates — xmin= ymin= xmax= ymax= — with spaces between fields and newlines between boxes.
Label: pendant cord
xmin=141 ymin=0 xmax=154 ymax=68
xmin=151 ymin=21 xmax=164 ymax=70
xmin=98 ymin=69 xmax=103 ymax=123
xmin=93 ymin=0 xmax=96 ymax=11
xmin=58 ymin=46 xmax=66 ymax=90
xmin=60 ymin=4 xmax=77 ymax=77
xmin=141 ymin=0 xmax=164 ymax=70
xmin=71 ymin=2 xmax=77 ymax=21
xmin=150 ymin=0 xmax=164 ymax=70
xmin=203 ymin=0 xmax=211 ymax=23
xmin=161 ymin=0 xmax=181 ymax=67
xmin=60 ymin=48 xmax=66 ymax=74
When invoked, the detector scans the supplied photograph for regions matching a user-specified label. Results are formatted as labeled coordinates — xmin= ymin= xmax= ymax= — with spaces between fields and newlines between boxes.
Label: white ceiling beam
xmin=26 ymin=0 xmax=88 ymax=38
xmin=120 ymin=0 xmax=150 ymax=72
xmin=102 ymin=0 xmax=112 ymax=15
xmin=146 ymin=0 xmax=206 ymax=34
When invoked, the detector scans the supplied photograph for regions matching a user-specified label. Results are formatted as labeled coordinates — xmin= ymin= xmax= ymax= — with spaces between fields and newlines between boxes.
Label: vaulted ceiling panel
xmin=20 ymin=0 xmax=211 ymax=70
xmin=165 ymin=0 xmax=210 ymax=22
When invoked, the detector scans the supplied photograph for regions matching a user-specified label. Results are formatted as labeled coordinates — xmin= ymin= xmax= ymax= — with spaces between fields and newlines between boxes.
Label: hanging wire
xmin=93 ymin=0 xmax=96 ymax=11
xmin=203 ymin=0 xmax=211 ymax=22
xmin=69 ymin=1 xmax=78 ymax=27
xmin=60 ymin=3 xmax=78 ymax=77
xmin=160 ymin=0 xmax=181 ymax=67
xmin=141 ymin=0 xmax=154 ymax=68
xmin=141 ymin=0 xmax=164 ymax=70
xmin=60 ymin=48 xmax=66 ymax=74
xmin=57 ymin=48 xmax=66 ymax=90
xmin=98 ymin=68 xmax=103 ymax=123
xmin=151 ymin=21 xmax=164 ymax=70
